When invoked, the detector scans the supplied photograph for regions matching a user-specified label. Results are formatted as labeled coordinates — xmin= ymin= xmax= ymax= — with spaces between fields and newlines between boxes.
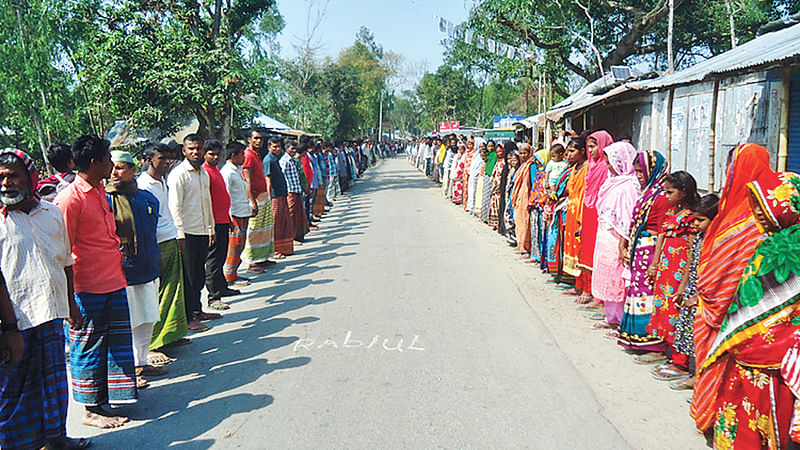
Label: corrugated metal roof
xmin=546 ymin=73 xmax=652 ymax=121
xmin=645 ymin=22 xmax=800 ymax=89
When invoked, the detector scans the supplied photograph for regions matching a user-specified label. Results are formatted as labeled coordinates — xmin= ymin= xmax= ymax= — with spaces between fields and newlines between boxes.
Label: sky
xmin=275 ymin=0 xmax=474 ymax=88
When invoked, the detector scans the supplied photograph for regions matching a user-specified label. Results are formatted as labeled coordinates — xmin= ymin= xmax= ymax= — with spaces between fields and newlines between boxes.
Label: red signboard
xmin=439 ymin=121 xmax=461 ymax=132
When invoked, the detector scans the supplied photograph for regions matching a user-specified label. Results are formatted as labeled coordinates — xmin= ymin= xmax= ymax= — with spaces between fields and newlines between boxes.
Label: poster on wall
xmin=671 ymin=111 xmax=686 ymax=154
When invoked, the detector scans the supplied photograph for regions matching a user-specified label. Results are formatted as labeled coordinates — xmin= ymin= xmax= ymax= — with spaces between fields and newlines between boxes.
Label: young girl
xmin=546 ymin=144 xmax=569 ymax=194
xmin=668 ymin=194 xmax=719 ymax=391
xmin=451 ymin=143 xmax=467 ymax=204
xmin=647 ymin=171 xmax=700 ymax=381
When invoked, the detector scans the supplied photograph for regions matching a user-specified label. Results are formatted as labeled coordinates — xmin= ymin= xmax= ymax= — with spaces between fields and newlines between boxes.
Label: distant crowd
xmin=0 ymin=129 xmax=384 ymax=449
xmin=408 ymin=132 xmax=800 ymax=449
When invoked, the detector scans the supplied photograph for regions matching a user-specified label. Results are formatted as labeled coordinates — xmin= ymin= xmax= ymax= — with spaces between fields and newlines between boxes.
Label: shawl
xmin=583 ymin=130 xmax=613 ymax=209
xmin=0 ymin=148 xmax=40 ymax=216
xmin=564 ymin=161 xmax=588 ymax=276
xmin=627 ymin=151 xmax=669 ymax=261
xmin=469 ymin=147 xmax=484 ymax=177
xmin=595 ymin=142 xmax=640 ymax=237
xmin=511 ymin=158 xmax=534 ymax=210
xmin=485 ymin=151 xmax=498 ymax=175
xmin=106 ymin=181 xmax=139 ymax=258
xmin=499 ymin=141 xmax=517 ymax=196
xmin=528 ymin=151 xmax=550 ymax=208
xmin=691 ymin=143 xmax=773 ymax=431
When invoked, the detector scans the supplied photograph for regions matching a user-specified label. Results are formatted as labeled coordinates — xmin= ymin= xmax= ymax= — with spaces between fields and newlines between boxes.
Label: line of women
xmin=422 ymin=132 xmax=800 ymax=449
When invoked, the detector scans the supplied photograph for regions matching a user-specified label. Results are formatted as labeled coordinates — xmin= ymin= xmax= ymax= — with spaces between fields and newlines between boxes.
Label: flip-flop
xmin=195 ymin=312 xmax=222 ymax=321
xmin=208 ymin=300 xmax=230 ymax=311
xmin=247 ymin=266 xmax=266 ymax=274
xmin=633 ymin=354 xmax=667 ymax=365
xmin=592 ymin=321 xmax=617 ymax=330
xmin=604 ymin=331 xmax=620 ymax=340
xmin=588 ymin=312 xmax=606 ymax=320
xmin=652 ymin=366 xmax=691 ymax=381
xmin=187 ymin=322 xmax=209 ymax=333
xmin=669 ymin=378 xmax=696 ymax=391
xmin=147 ymin=351 xmax=175 ymax=367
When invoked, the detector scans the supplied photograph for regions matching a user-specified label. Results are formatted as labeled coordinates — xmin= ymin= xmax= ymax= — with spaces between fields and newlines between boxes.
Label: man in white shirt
xmin=0 ymin=148 xmax=89 ymax=449
xmin=137 ymin=143 xmax=195 ymax=341
xmin=167 ymin=134 xmax=220 ymax=326
xmin=220 ymin=141 xmax=252 ymax=287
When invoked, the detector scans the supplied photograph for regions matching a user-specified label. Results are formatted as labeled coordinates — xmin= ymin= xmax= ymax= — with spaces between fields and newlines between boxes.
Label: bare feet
xmin=82 ymin=406 xmax=128 ymax=429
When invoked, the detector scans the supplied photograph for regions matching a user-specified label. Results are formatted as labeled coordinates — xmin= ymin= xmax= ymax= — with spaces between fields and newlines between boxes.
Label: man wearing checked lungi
xmin=0 ymin=148 xmax=91 ymax=448
xmin=55 ymin=135 xmax=138 ymax=429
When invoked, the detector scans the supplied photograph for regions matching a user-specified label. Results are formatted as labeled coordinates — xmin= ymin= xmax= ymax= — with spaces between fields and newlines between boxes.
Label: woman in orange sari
xmin=691 ymin=143 xmax=774 ymax=435
xmin=562 ymin=138 xmax=588 ymax=298
xmin=511 ymin=144 xmax=534 ymax=256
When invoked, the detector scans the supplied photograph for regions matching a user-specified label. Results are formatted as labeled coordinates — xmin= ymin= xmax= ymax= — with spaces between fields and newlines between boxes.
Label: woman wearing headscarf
xmin=527 ymin=149 xmax=550 ymax=262
xmin=703 ymin=170 xmax=800 ymax=449
xmin=578 ymin=130 xmax=614 ymax=311
xmin=490 ymin=141 xmax=514 ymax=231
xmin=592 ymin=142 xmax=640 ymax=330
xmin=562 ymin=137 xmax=589 ymax=298
xmin=618 ymin=151 xmax=671 ymax=356
xmin=466 ymin=139 xmax=483 ymax=213
xmin=511 ymin=144 xmax=536 ymax=256
xmin=691 ymin=143 xmax=775 ymax=435
xmin=481 ymin=141 xmax=497 ymax=224
xmin=451 ymin=143 xmax=467 ymax=204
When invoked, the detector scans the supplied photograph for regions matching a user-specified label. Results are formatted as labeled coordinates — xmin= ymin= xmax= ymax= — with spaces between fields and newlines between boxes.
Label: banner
xmin=433 ymin=14 xmax=532 ymax=62
xmin=492 ymin=115 xmax=525 ymax=129
xmin=439 ymin=121 xmax=461 ymax=132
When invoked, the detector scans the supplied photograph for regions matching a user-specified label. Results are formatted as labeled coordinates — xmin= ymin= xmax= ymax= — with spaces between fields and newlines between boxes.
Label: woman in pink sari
xmin=591 ymin=142 xmax=641 ymax=330
xmin=578 ymin=130 xmax=613 ymax=310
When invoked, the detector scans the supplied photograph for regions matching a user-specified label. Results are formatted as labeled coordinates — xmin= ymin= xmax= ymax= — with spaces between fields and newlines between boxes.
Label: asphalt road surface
xmin=67 ymin=157 xmax=704 ymax=449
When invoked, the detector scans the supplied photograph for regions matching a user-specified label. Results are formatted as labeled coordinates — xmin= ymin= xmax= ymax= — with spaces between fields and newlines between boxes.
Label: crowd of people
xmin=0 ymin=129 xmax=381 ymax=449
xmin=408 ymin=132 xmax=800 ymax=449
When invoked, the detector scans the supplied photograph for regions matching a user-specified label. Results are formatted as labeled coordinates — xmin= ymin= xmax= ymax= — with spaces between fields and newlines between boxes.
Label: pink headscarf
xmin=583 ymin=130 xmax=613 ymax=208
xmin=596 ymin=142 xmax=641 ymax=237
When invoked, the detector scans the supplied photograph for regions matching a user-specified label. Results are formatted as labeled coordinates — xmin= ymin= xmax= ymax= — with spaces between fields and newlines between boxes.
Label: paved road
xmin=68 ymin=157 xmax=632 ymax=448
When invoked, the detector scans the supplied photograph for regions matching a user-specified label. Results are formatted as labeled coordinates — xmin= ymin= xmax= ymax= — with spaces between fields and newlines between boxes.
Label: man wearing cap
xmin=0 ymin=148 xmax=90 ymax=449
xmin=107 ymin=150 xmax=165 ymax=389
xmin=55 ymin=135 xmax=137 ymax=429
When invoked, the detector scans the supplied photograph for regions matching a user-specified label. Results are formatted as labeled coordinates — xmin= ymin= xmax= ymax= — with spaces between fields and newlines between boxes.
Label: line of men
xmin=0 ymin=128 xmax=375 ymax=449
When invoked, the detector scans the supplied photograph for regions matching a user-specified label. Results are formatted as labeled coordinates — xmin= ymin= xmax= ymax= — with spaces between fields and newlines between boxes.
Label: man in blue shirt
xmin=107 ymin=151 xmax=165 ymax=388
xmin=263 ymin=137 xmax=293 ymax=257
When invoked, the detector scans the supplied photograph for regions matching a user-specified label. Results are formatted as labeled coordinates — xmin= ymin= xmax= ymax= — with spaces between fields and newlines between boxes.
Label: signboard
xmin=492 ymin=115 xmax=524 ymax=129
xmin=439 ymin=121 xmax=460 ymax=132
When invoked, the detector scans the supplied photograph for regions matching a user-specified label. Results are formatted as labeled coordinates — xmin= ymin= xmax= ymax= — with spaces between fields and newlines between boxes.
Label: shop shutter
xmin=787 ymin=80 xmax=800 ymax=172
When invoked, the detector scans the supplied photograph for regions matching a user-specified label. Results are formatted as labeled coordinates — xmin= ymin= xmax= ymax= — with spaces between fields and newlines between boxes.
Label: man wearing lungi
xmin=241 ymin=128 xmax=275 ymax=273
xmin=0 ymin=149 xmax=90 ymax=449
xmin=280 ymin=141 xmax=309 ymax=244
xmin=263 ymin=137 xmax=294 ymax=257
xmin=55 ymin=134 xmax=138 ymax=429
xmin=220 ymin=141 xmax=252 ymax=286
xmin=108 ymin=151 xmax=165 ymax=389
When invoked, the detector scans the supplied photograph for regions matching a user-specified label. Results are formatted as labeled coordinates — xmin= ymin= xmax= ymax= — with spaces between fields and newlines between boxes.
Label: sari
xmin=528 ymin=151 xmax=550 ymax=261
xmin=451 ymin=152 xmax=467 ymax=204
xmin=593 ymin=142 xmax=640 ymax=325
xmin=466 ymin=149 xmax=483 ymax=212
xmin=692 ymin=143 xmax=774 ymax=432
xmin=545 ymin=168 xmax=573 ymax=280
xmin=497 ymin=142 xmax=516 ymax=235
xmin=578 ymin=131 xmax=613 ymax=274
xmin=563 ymin=161 xmax=588 ymax=278
xmin=710 ymin=172 xmax=800 ymax=449
xmin=505 ymin=166 xmax=519 ymax=244
xmin=618 ymin=151 xmax=670 ymax=351
xmin=462 ymin=147 xmax=476 ymax=210
xmin=512 ymin=156 xmax=537 ymax=255
xmin=489 ymin=160 xmax=506 ymax=229
xmin=480 ymin=172 xmax=492 ymax=223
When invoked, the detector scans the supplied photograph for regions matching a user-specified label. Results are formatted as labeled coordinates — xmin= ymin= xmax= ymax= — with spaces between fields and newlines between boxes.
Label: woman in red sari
xmin=706 ymin=170 xmax=800 ymax=449
xmin=451 ymin=143 xmax=467 ymax=204
xmin=488 ymin=141 xmax=509 ymax=230
xmin=578 ymin=130 xmax=613 ymax=309
xmin=691 ymin=143 xmax=775 ymax=435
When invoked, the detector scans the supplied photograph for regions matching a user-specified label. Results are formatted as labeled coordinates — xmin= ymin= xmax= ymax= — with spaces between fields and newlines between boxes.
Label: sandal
xmin=588 ymin=312 xmax=606 ymax=321
xmin=208 ymin=300 xmax=230 ymax=311
xmin=669 ymin=377 xmax=696 ymax=391
xmin=136 ymin=376 xmax=149 ymax=389
xmin=652 ymin=365 xmax=691 ymax=381
xmin=274 ymin=253 xmax=286 ymax=260
xmin=147 ymin=351 xmax=175 ymax=367
xmin=604 ymin=330 xmax=620 ymax=340
xmin=592 ymin=321 xmax=617 ymax=330
xmin=137 ymin=365 xmax=167 ymax=377
xmin=633 ymin=353 xmax=667 ymax=365
xmin=187 ymin=321 xmax=209 ymax=333
xmin=195 ymin=312 xmax=222 ymax=321
xmin=562 ymin=288 xmax=580 ymax=296
xmin=247 ymin=265 xmax=266 ymax=274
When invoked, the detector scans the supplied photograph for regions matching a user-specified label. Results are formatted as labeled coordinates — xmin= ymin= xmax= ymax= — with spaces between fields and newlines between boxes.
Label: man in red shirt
xmin=241 ymin=128 xmax=275 ymax=272
xmin=54 ymin=135 xmax=137 ymax=429
xmin=203 ymin=140 xmax=238 ymax=309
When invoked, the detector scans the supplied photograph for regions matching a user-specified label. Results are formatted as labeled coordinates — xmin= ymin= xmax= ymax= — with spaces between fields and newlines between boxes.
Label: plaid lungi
xmin=314 ymin=187 xmax=326 ymax=216
xmin=69 ymin=289 xmax=137 ymax=406
xmin=224 ymin=216 xmax=249 ymax=282
xmin=150 ymin=239 xmax=188 ymax=349
xmin=243 ymin=192 xmax=274 ymax=264
xmin=0 ymin=320 xmax=68 ymax=450
xmin=272 ymin=196 xmax=294 ymax=256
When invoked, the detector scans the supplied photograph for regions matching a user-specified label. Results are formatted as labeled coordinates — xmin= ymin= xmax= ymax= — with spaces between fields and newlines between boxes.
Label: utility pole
xmin=378 ymin=89 xmax=384 ymax=143
xmin=667 ymin=0 xmax=675 ymax=73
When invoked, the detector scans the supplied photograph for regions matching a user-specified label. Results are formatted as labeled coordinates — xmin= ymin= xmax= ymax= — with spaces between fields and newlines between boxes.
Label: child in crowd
xmin=669 ymin=193 xmax=719 ymax=391
xmin=545 ymin=144 xmax=568 ymax=195
xmin=647 ymin=171 xmax=700 ymax=381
